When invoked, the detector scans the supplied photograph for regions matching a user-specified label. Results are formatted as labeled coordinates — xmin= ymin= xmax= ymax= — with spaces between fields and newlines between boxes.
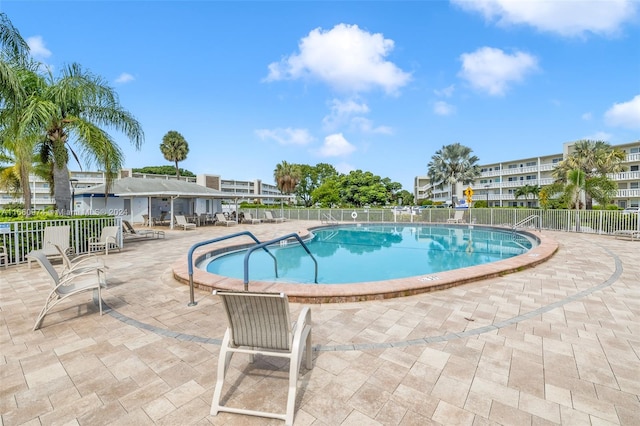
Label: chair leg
xmin=211 ymin=330 xmax=233 ymax=416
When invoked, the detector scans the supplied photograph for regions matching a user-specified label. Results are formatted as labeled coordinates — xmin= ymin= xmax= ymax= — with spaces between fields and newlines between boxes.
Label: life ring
xmin=351 ymin=211 xmax=358 ymax=219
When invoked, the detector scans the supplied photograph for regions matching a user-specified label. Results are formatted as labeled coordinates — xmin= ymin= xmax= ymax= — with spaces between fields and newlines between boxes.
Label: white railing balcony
xmin=609 ymin=171 xmax=640 ymax=181
xmin=616 ymin=189 xmax=640 ymax=197
xmin=626 ymin=153 xmax=640 ymax=162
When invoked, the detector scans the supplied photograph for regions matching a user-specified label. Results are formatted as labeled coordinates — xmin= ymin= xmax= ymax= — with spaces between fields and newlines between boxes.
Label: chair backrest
xmin=454 ymin=210 xmax=464 ymax=219
xmin=122 ymin=220 xmax=136 ymax=234
xmin=43 ymin=225 xmax=70 ymax=253
xmin=175 ymin=215 xmax=187 ymax=225
xmin=217 ymin=291 xmax=292 ymax=351
xmin=101 ymin=226 xmax=120 ymax=242
xmin=215 ymin=213 xmax=227 ymax=222
xmin=27 ymin=250 xmax=60 ymax=285
xmin=264 ymin=211 xmax=274 ymax=219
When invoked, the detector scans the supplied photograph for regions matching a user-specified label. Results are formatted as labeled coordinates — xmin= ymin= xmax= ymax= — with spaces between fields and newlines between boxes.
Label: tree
xmin=0 ymin=12 xmax=30 ymax=105
xmin=395 ymin=189 xmax=414 ymax=206
xmin=19 ymin=63 xmax=144 ymax=213
xmin=514 ymin=184 xmax=540 ymax=206
xmin=274 ymin=160 xmax=301 ymax=195
xmin=427 ymin=143 xmax=481 ymax=206
xmin=552 ymin=140 xmax=626 ymax=209
xmin=294 ymin=163 xmax=338 ymax=207
xmin=160 ymin=130 xmax=189 ymax=178
xmin=133 ymin=165 xmax=195 ymax=177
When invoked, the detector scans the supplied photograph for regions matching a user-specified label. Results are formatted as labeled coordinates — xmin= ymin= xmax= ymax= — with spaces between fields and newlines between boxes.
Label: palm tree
xmin=514 ymin=184 xmax=540 ymax=206
xmin=427 ymin=143 xmax=481 ymax=206
xmin=0 ymin=12 xmax=30 ymax=105
xmin=160 ymin=130 xmax=189 ymax=178
xmin=19 ymin=63 xmax=144 ymax=213
xmin=552 ymin=140 xmax=626 ymax=209
xmin=274 ymin=161 xmax=301 ymax=195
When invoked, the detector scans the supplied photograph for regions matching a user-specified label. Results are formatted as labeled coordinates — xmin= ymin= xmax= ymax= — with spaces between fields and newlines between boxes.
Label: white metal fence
xmin=0 ymin=217 xmax=122 ymax=266
xmin=254 ymin=207 xmax=640 ymax=235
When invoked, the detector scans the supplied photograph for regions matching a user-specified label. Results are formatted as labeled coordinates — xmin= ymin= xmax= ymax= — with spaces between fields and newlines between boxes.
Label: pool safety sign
xmin=0 ymin=223 xmax=10 ymax=234
xmin=464 ymin=187 xmax=474 ymax=204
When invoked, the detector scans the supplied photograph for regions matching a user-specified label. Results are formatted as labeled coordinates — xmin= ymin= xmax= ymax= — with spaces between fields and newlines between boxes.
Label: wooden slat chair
xmin=211 ymin=291 xmax=312 ymax=425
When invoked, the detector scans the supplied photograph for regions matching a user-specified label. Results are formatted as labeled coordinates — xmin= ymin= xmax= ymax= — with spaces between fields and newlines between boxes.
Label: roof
xmin=75 ymin=177 xmax=292 ymax=199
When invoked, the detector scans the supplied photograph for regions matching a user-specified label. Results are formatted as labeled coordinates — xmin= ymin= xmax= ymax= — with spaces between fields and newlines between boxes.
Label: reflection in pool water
xmin=203 ymin=225 xmax=535 ymax=284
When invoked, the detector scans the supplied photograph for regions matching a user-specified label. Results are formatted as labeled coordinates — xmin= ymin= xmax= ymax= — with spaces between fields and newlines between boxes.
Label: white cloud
xmin=451 ymin=0 xmax=638 ymax=37
xmin=350 ymin=117 xmax=393 ymax=134
xmin=318 ymin=133 xmax=356 ymax=157
xmin=265 ymin=23 xmax=411 ymax=94
xmin=323 ymin=98 xmax=370 ymax=129
xmin=584 ymin=131 xmax=612 ymax=141
xmin=115 ymin=73 xmax=135 ymax=84
xmin=334 ymin=162 xmax=355 ymax=174
xmin=458 ymin=47 xmax=538 ymax=96
xmin=255 ymin=128 xmax=315 ymax=145
xmin=434 ymin=101 xmax=456 ymax=116
xmin=581 ymin=112 xmax=592 ymax=121
xmin=434 ymin=85 xmax=455 ymax=98
xmin=26 ymin=36 xmax=51 ymax=60
xmin=604 ymin=95 xmax=640 ymax=129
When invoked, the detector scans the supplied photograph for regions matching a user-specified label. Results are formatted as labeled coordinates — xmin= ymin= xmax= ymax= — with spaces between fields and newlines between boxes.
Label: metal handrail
xmin=186 ymin=231 xmax=277 ymax=306
xmin=513 ymin=215 xmax=540 ymax=231
xmin=321 ymin=213 xmax=338 ymax=224
xmin=243 ymin=233 xmax=318 ymax=290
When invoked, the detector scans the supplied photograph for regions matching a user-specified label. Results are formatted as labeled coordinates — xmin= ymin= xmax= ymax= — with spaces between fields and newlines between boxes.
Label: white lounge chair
xmin=174 ymin=215 xmax=197 ymax=230
xmin=263 ymin=211 xmax=285 ymax=223
xmin=88 ymin=226 xmax=121 ymax=255
xmin=122 ymin=220 xmax=158 ymax=239
xmin=613 ymin=229 xmax=640 ymax=241
xmin=242 ymin=212 xmax=261 ymax=224
xmin=211 ymin=291 xmax=312 ymax=425
xmin=215 ymin=213 xmax=236 ymax=226
xmin=27 ymin=250 xmax=106 ymax=331
xmin=28 ymin=225 xmax=71 ymax=268
xmin=447 ymin=210 xmax=465 ymax=223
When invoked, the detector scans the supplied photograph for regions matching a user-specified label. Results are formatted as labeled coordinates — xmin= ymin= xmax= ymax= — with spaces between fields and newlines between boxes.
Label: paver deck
xmin=1 ymin=220 xmax=638 ymax=425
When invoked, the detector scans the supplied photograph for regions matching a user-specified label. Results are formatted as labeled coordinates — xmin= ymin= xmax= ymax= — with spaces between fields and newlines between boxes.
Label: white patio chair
xmin=174 ymin=215 xmax=196 ymax=230
xmin=27 ymin=250 xmax=106 ymax=331
xmin=263 ymin=211 xmax=285 ymax=223
xmin=242 ymin=212 xmax=261 ymax=224
xmin=211 ymin=291 xmax=312 ymax=426
xmin=447 ymin=210 xmax=465 ymax=223
xmin=28 ymin=225 xmax=70 ymax=268
xmin=53 ymin=244 xmax=107 ymax=279
xmin=88 ymin=226 xmax=121 ymax=255
xmin=0 ymin=245 xmax=8 ymax=269
xmin=214 ymin=213 xmax=236 ymax=226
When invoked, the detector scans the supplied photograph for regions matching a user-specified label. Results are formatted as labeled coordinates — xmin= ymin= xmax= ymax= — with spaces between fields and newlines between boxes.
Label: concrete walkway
xmin=1 ymin=221 xmax=638 ymax=425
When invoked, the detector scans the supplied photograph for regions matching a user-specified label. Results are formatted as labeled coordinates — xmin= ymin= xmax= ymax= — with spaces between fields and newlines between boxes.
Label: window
xmin=631 ymin=182 xmax=639 ymax=189
xmin=631 ymin=165 xmax=639 ymax=171
xmin=526 ymin=175 xmax=535 ymax=180
xmin=631 ymin=147 xmax=639 ymax=153
xmin=526 ymin=161 xmax=536 ymax=166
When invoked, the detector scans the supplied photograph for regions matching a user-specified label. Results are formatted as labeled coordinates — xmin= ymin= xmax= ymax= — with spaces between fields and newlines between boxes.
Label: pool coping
xmin=172 ymin=223 xmax=559 ymax=303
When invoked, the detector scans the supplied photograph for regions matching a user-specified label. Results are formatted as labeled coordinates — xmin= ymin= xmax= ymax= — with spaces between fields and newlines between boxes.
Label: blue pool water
xmin=203 ymin=225 xmax=535 ymax=284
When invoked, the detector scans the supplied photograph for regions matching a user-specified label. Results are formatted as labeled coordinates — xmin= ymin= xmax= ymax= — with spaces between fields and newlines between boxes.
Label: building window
xmin=526 ymin=161 xmax=536 ymax=166
xmin=630 ymin=147 xmax=639 ymax=153
xmin=631 ymin=165 xmax=639 ymax=171
xmin=631 ymin=182 xmax=639 ymax=189
xmin=508 ymin=164 xmax=518 ymax=169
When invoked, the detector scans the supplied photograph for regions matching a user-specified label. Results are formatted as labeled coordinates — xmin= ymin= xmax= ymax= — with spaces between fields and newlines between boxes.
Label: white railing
xmin=274 ymin=208 xmax=639 ymax=235
xmin=0 ymin=217 xmax=122 ymax=266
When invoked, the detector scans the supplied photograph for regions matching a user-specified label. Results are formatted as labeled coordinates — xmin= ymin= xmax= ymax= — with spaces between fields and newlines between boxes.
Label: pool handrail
xmin=186 ymin=231 xmax=277 ymax=306
xmin=243 ymin=233 xmax=318 ymax=290
xmin=513 ymin=215 xmax=540 ymax=232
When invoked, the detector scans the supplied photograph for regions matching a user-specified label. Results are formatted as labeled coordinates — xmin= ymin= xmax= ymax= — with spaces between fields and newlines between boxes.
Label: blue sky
xmin=4 ymin=0 xmax=640 ymax=191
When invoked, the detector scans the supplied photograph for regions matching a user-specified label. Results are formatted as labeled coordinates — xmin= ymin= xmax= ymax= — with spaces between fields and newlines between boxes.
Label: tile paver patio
xmin=1 ymin=220 xmax=638 ymax=425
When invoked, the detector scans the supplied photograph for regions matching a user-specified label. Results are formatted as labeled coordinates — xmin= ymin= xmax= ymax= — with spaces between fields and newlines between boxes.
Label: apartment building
xmin=414 ymin=141 xmax=640 ymax=209
xmin=0 ymin=169 xmax=287 ymax=211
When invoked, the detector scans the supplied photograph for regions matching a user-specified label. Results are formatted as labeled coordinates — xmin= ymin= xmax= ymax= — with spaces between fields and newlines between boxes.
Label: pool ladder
xmin=512 ymin=215 xmax=541 ymax=232
xmin=186 ymin=231 xmax=318 ymax=306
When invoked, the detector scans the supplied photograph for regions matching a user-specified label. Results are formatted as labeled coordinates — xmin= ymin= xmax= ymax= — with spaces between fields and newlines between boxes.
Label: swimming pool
xmin=201 ymin=224 xmax=536 ymax=284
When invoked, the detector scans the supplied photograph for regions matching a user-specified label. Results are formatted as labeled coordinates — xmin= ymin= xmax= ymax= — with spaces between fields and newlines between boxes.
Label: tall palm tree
xmin=160 ymin=130 xmax=189 ymax=178
xmin=552 ymin=140 xmax=626 ymax=209
xmin=19 ymin=63 xmax=144 ymax=213
xmin=427 ymin=143 xmax=481 ymax=206
xmin=274 ymin=160 xmax=301 ymax=195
